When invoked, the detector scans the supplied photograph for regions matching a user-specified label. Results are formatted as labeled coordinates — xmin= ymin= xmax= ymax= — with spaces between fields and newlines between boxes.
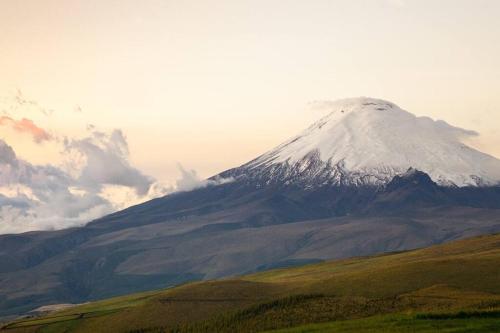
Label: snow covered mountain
xmin=223 ymin=97 xmax=500 ymax=187
xmin=2 ymin=97 xmax=500 ymax=317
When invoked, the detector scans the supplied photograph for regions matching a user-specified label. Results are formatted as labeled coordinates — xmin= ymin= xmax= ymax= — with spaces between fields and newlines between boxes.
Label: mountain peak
xmin=235 ymin=97 xmax=500 ymax=187
xmin=315 ymin=96 xmax=397 ymax=112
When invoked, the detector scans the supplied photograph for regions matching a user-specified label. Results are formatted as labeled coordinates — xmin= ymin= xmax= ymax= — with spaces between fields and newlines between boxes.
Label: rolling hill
xmin=3 ymin=232 xmax=500 ymax=332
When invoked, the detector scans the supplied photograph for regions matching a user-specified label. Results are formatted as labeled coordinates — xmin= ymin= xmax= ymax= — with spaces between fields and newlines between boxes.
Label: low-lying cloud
xmin=176 ymin=164 xmax=234 ymax=192
xmin=0 ymin=131 xmax=232 ymax=234
xmin=0 ymin=91 xmax=233 ymax=235
xmin=64 ymin=129 xmax=154 ymax=196
xmin=0 ymin=137 xmax=113 ymax=234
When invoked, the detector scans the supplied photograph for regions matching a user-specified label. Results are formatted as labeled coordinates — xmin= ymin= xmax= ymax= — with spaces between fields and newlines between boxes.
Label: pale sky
xmin=1 ymin=0 xmax=500 ymax=184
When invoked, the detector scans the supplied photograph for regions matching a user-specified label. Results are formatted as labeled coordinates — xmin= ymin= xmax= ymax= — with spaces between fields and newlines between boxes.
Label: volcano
xmin=1 ymin=97 xmax=499 ymax=317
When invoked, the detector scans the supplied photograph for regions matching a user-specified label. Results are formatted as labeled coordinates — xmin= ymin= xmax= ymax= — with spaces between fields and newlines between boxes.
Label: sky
xmin=0 ymin=0 xmax=499 ymax=233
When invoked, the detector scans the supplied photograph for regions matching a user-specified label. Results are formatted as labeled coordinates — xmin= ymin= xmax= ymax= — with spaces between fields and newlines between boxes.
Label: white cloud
xmin=175 ymin=164 xmax=203 ymax=192
xmin=63 ymin=128 xmax=154 ymax=195
xmin=0 ymin=139 xmax=114 ymax=233
xmin=0 ymin=132 xmax=172 ymax=234
xmin=0 ymin=92 xmax=231 ymax=234
xmin=0 ymin=134 xmax=232 ymax=234
xmin=175 ymin=164 xmax=234 ymax=192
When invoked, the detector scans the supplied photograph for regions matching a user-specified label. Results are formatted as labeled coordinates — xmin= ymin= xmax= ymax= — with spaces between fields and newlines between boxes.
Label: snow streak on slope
xmin=244 ymin=98 xmax=500 ymax=187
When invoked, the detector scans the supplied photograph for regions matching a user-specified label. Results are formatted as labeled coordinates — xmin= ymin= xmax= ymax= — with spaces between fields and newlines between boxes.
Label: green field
xmin=267 ymin=312 xmax=500 ymax=333
xmin=2 ymin=233 xmax=500 ymax=333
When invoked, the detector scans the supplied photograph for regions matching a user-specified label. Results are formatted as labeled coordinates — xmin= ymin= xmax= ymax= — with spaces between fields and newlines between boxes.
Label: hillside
xmin=3 ymin=233 xmax=500 ymax=333
xmin=1 ymin=176 xmax=499 ymax=318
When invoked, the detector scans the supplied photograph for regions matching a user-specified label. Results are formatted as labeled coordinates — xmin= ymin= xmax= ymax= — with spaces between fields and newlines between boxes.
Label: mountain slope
xmin=0 ymin=172 xmax=499 ymax=317
xmin=3 ymin=233 xmax=500 ymax=333
xmin=0 ymin=97 xmax=499 ymax=318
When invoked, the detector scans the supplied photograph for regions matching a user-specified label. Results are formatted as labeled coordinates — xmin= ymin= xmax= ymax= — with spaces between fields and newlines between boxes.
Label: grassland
xmin=2 ymin=233 xmax=500 ymax=333
xmin=267 ymin=312 xmax=500 ymax=333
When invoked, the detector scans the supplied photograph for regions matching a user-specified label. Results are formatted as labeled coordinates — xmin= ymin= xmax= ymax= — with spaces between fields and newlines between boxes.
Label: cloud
xmin=0 ymin=125 xmax=232 ymax=234
xmin=0 ymin=129 xmax=172 ymax=234
xmin=176 ymin=164 xmax=234 ymax=192
xmin=0 ymin=132 xmax=233 ymax=234
xmin=0 ymin=91 xmax=232 ymax=234
xmin=414 ymin=116 xmax=479 ymax=142
xmin=0 ymin=138 xmax=112 ymax=234
xmin=64 ymin=129 xmax=154 ymax=195
xmin=0 ymin=91 xmax=175 ymax=234
xmin=0 ymin=204 xmax=111 ymax=235
xmin=0 ymin=140 xmax=18 ymax=166
xmin=0 ymin=116 xmax=52 ymax=143
xmin=308 ymin=100 xmax=337 ymax=112
xmin=176 ymin=164 xmax=203 ymax=192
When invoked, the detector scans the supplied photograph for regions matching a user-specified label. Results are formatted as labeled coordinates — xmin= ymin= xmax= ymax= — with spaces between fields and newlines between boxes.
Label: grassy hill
xmin=2 ymin=233 xmax=500 ymax=333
